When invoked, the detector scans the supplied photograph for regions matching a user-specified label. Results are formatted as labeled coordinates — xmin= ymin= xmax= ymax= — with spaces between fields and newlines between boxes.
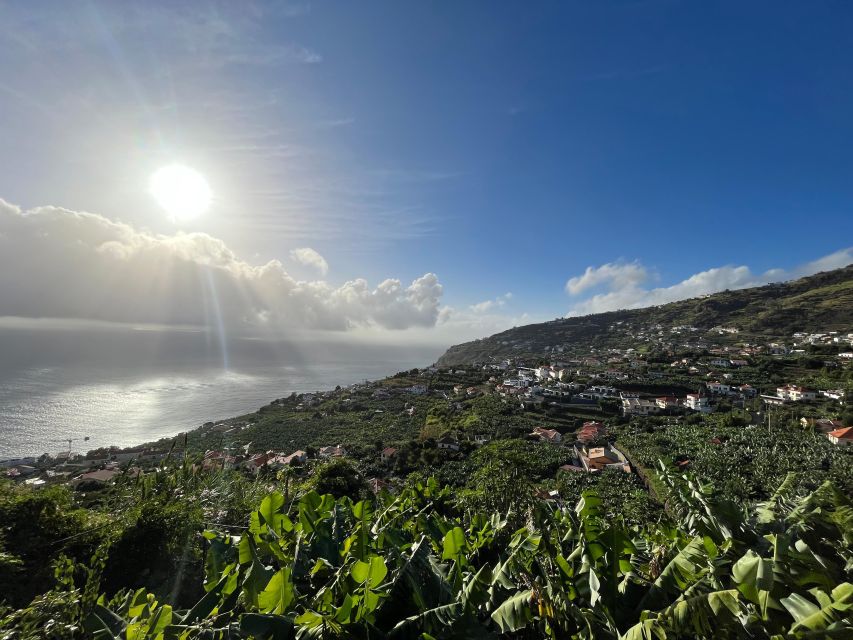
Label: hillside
xmin=437 ymin=265 xmax=853 ymax=365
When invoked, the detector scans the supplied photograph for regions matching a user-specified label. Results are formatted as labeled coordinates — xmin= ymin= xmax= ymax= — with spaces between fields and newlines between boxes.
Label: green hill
xmin=437 ymin=265 xmax=853 ymax=365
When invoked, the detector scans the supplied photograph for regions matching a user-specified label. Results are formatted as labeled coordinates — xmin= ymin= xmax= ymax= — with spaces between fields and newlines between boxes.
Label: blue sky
xmin=1 ymin=1 xmax=852 ymax=345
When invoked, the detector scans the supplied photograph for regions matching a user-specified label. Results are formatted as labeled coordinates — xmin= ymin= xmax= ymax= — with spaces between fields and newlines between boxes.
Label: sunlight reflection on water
xmin=0 ymin=332 xmax=440 ymax=457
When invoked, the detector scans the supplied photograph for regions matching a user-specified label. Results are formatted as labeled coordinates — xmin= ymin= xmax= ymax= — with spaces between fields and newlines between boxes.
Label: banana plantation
xmin=51 ymin=466 xmax=853 ymax=639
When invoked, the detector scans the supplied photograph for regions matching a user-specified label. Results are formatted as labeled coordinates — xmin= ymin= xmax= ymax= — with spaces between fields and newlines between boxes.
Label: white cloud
xmin=469 ymin=292 xmax=512 ymax=313
xmin=565 ymin=261 xmax=648 ymax=295
xmin=289 ymin=247 xmax=329 ymax=276
xmin=0 ymin=199 xmax=443 ymax=332
xmin=565 ymin=249 xmax=853 ymax=316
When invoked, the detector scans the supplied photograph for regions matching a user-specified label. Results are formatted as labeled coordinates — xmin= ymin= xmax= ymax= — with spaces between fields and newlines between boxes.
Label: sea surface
xmin=0 ymin=328 xmax=443 ymax=458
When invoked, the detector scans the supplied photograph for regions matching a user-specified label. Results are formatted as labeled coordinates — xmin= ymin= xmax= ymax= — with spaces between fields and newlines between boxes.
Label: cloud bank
xmin=0 ymin=199 xmax=443 ymax=332
xmin=565 ymin=250 xmax=853 ymax=316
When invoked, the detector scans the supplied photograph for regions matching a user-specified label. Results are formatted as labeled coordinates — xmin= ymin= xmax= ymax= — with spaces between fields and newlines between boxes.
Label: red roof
xmin=532 ymin=427 xmax=561 ymax=441
xmin=828 ymin=427 xmax=853 ymax=440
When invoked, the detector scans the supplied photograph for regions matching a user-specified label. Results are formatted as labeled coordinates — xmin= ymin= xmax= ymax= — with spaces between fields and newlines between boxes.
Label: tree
xmin=311 ymin=459 xmax=366 ymax=501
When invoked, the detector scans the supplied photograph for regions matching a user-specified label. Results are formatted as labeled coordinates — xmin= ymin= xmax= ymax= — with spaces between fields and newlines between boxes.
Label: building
xmin=278 ymin=450 xmax=307 ymax=466
xmin=437 ymin=436 xmax=460 ymax=451
xmin=622 ymin=397 xmax=659 ymax=416
xmin=530 ymin=427 xmax=562 ymax=444
xmin=202 ymin=450 xmax=236 ymax=471
xmin=655 ymin=396 xmax=679 ymax=410
xmin=367 ymin=477 xmax=391 ymax=494
xmin=380 ymin=447 xmax=398 ymax=462
xmin=819 ymin=389 xmax=845 ymax=402
xmin=319 ymin=445 xmax=347 ymax=458
xmin=243 ymin=452 xmax=273 ymax=473
xmin=574 ymin=444 xmax=630 ymax=473
xmin=72 ymin=468 xmax=121 ymax=486
xmin=706 ymin=381 xmax=731 ymax=395
xmin=776 ymin=385 xmax=817 ymax=402
xmin=827 ymin=427 xmax=853 ymax=447
xmin=685 ymin=394 xmax=712 ymax=413
xmin=801 ymin=418 xmax=845 ymax=433
xmin=577 ymin=421 xmax=607 ymax=443
xmin=738 ymin=384 xmax=757 ymax=398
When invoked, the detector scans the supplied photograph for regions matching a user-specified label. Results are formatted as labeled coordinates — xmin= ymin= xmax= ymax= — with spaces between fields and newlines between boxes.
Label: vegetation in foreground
xmin=1 ymin=461 xmax=852 ymax=639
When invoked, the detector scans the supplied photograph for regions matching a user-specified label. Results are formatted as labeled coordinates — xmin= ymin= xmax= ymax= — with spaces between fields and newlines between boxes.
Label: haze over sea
xmin=0 ymin=327 xmax=442 ymax=459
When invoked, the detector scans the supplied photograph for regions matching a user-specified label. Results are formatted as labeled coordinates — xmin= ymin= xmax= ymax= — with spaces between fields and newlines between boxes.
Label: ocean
xmin=0 ymin=327 xmax=444 ymax=458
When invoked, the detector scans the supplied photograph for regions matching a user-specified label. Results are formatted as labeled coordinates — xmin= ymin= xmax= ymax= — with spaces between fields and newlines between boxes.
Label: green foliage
xmin=57 ymin=469 xmax=853 ymax=639
xmin=617 ymin=419 xmax=853 ymax=501
xmin=556 ymin=468 xmax=662 ymax=525
xmin=0 ymin=482 xmax=109 ymax=608
xmin=310 ymin=459 xmax=367 ymax=501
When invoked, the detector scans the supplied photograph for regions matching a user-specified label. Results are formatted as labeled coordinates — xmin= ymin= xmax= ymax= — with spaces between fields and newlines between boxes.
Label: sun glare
xmin=149 ymin=164 xmax=212 ymax=222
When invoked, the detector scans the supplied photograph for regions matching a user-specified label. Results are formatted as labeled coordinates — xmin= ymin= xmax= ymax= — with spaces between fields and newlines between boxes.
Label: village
xmin=3 ymin=325 xmax=851 ymax=495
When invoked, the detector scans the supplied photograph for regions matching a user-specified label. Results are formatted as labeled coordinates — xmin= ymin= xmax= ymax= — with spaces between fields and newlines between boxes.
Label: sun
xmin=149 ymin=164 xmax=212 ymax=222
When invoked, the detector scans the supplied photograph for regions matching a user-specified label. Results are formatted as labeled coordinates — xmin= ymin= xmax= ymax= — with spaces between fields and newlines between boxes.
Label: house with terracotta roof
xmin=655 ymin=396 xmax=679 ymax=410
xmin=243 ymin=451 xmax=273 ymax=473
xmin=777 ymin=385 xmax=817 ymax=402
xmin=381 ymin=446 xmax=398 ymax=462
xmin=827 ymin=426 xmax=853 ymax=447
xmin=738 ymin=384 xmax=757 ymax=397
xmin=530 ymin=426 xmax=562 ymax=444
xmin=706 ymin=381 xmax=731 ymax=395
xmin=576 ymin=421 xmax=607 ymax=444
xmin=276 ymin=450 xmax=307 ymax=466
xmin=202 ymin=450 xmax=236 ymax=471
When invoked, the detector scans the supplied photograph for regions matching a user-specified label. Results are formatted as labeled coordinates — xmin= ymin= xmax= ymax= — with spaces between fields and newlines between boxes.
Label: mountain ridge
xmin=437 ymin=264 xmax=853 ymax=365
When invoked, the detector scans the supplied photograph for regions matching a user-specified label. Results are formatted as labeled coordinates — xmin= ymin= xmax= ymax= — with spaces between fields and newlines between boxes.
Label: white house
xmin=685 ymin=394 xmax=712 ymax=413
xmin=776 ymin=385 xmax=817 ymax=402
xmin=706 ymin=381 xmax=731 ymax=395
xmin=827 ymin=427 xmax=853 ymax=447
xmin=622 ymin=398 xmax=659 ymax=416
xmin=820 ymin=389 xmax=845 ymax=402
